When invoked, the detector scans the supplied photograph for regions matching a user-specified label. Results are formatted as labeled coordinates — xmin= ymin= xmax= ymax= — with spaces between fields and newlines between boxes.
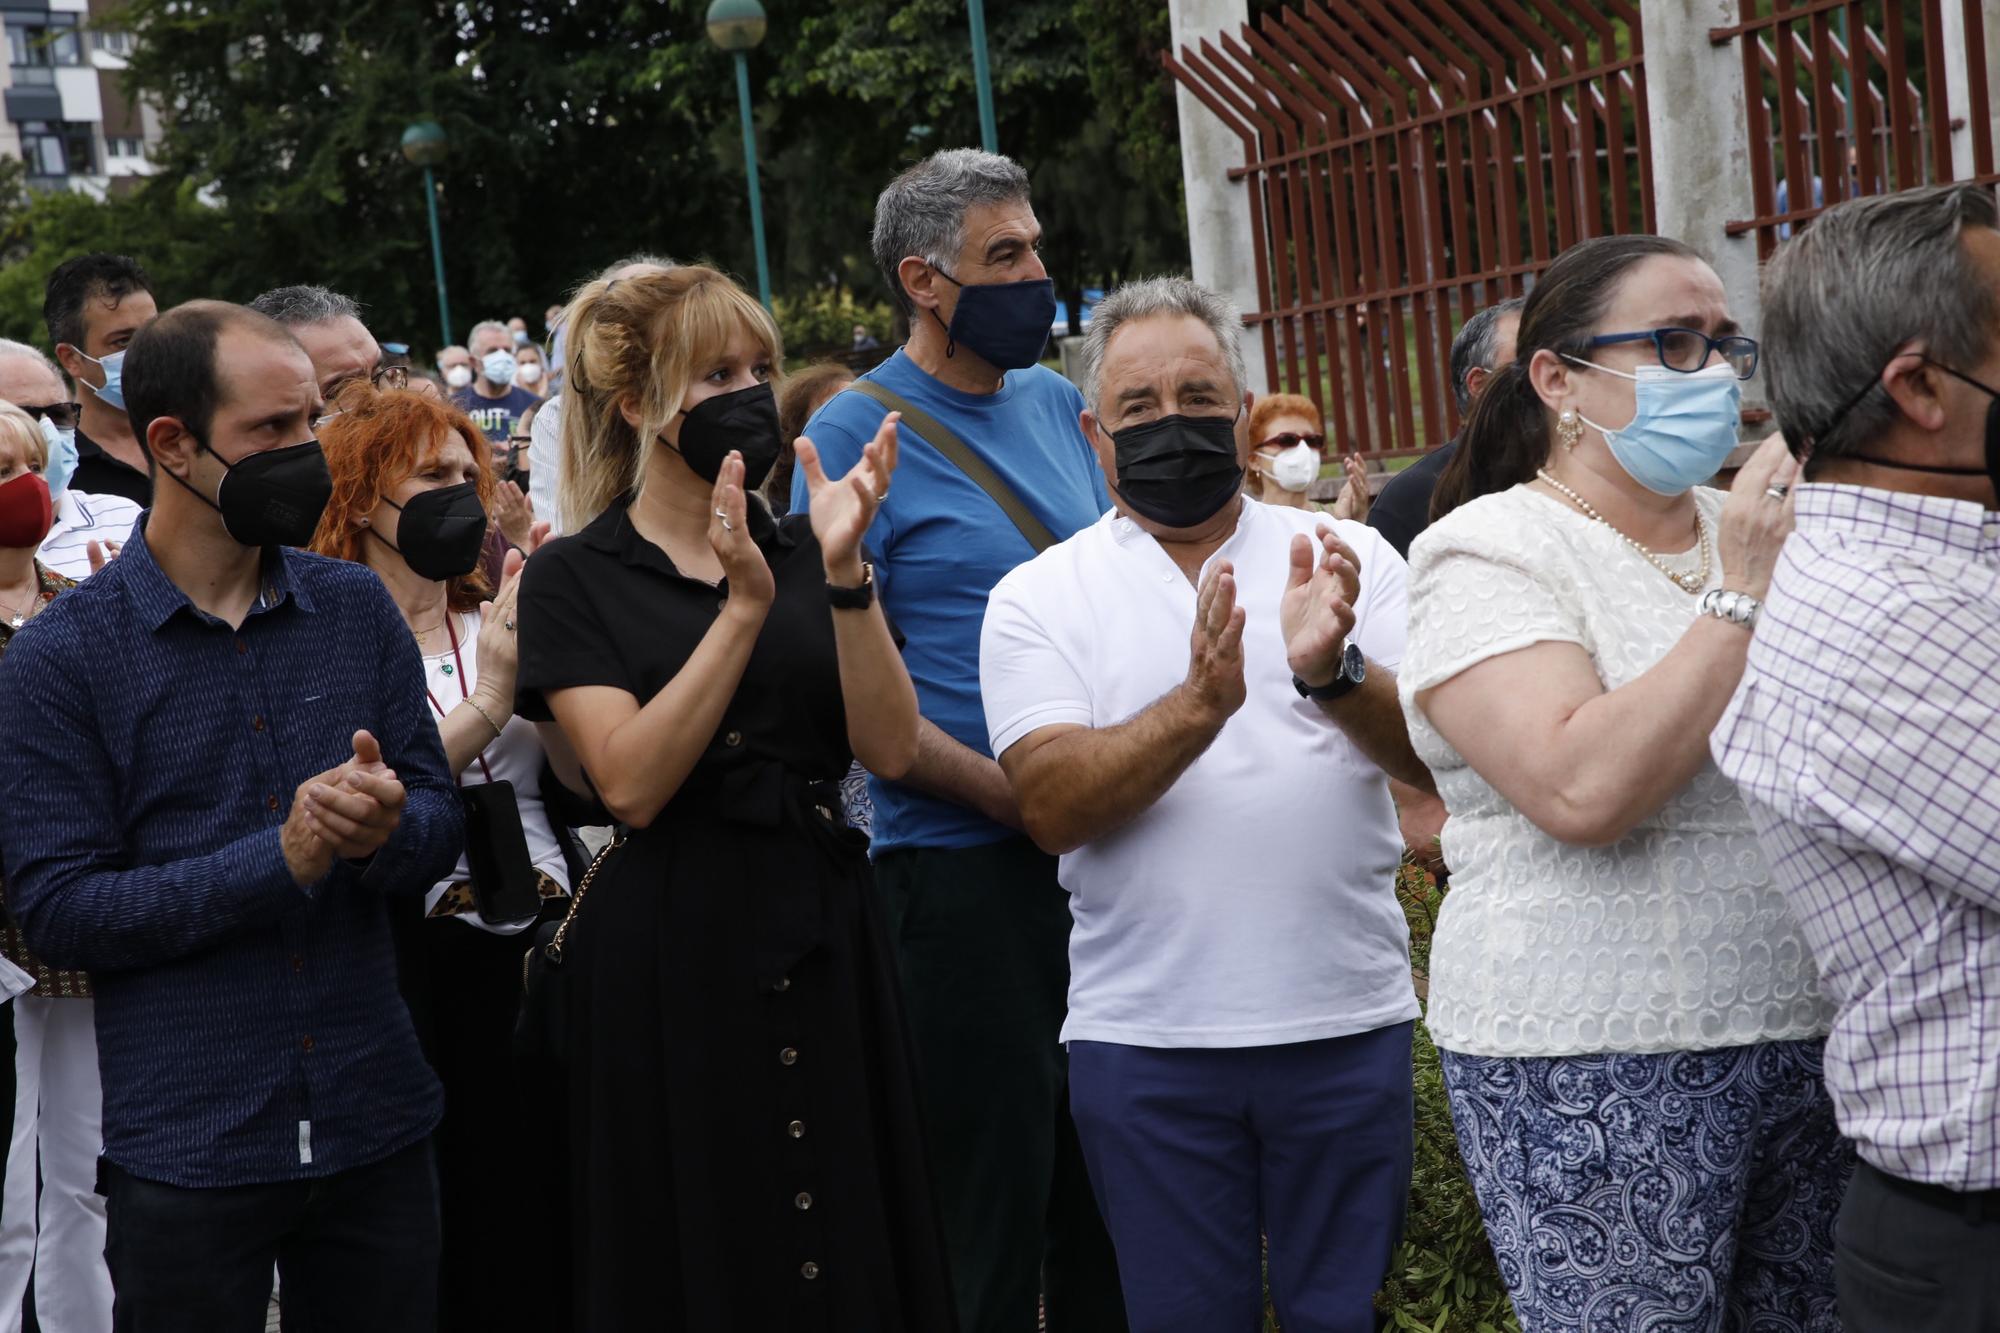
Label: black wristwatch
xmin=1293 ymin=642 xmax=1366 ymax=702
xmin=827 ymin=563 xmax=875 ymax=611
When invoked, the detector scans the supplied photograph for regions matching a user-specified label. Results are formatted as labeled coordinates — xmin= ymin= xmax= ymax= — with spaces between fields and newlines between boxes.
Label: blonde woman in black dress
xmin=516 ymin=264 xmax=954 ymax=1331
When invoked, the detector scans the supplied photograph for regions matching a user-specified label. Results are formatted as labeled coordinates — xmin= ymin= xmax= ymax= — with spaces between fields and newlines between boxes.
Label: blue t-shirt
xmin=452 ymin=385 xmax=542 ymax=445
xmin=795 ymin=349 xmax=1111 ymax=853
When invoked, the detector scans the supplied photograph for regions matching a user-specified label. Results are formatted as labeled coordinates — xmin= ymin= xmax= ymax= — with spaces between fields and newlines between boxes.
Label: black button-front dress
xmin=516 ymin=497 xmax=955 ymax=1332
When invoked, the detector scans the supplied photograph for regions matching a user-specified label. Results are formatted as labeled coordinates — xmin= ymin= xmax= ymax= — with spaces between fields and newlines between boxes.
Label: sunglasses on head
xmin=1258 ymin=432 xmax=1324 ymax=450
xmin=20 ymin=401 xmax=81 ymax=431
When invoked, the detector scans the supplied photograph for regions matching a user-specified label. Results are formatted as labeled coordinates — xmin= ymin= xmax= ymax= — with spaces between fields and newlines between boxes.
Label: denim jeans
xmin=100 ymin=1137 xmax=439 ymax=1333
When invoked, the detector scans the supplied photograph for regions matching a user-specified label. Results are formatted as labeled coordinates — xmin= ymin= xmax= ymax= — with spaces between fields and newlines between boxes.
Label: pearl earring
xmin=1556 ymin=408 xmax=1582 ymax=452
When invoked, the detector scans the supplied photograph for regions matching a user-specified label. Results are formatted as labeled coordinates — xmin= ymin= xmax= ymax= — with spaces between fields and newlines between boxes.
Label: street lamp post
xmin=400 ymin=121 xmax=453 ymax=352
xmin=967 ymin=0 xmax=998 ymax=153
xmin=707 ymin=0 xmax=773 ymax=310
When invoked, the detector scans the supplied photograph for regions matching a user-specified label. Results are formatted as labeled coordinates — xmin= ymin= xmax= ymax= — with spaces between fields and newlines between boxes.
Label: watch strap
xmin=827 ymin=563 xmax=875 ymax=610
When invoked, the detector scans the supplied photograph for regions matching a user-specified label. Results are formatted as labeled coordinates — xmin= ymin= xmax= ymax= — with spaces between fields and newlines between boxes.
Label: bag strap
xmin=848 ymin=378 xmax=1058 ymax=555
xmin=541 ymin=829 xmax=626 ymax=967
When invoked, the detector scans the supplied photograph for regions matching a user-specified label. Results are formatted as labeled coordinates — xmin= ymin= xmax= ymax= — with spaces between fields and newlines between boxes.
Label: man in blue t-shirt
xmin=795 ymin=149 xmax=1126 ymax=1333
xmin=451 ymin=319 xmax=541 ymax=475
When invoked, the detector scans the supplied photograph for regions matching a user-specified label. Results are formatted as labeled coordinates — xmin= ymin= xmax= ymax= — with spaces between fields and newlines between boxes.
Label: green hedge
xmin=1376 ymin=864 xmax=1519 ymax=1333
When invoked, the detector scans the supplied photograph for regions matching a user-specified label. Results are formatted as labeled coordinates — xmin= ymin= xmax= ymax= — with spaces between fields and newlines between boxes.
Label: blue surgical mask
xmin=931 ymin=268 xmax=1056 ymax=371
xmin=77 ymin=349 xmax=126 ymax=411
xmin=38 ymin=415 xmax=77 ymax=501
xmin=1569 ymin=360 xmax=1742 ymax=496
xmin=482 ymin=349 xmax=517 ymax=387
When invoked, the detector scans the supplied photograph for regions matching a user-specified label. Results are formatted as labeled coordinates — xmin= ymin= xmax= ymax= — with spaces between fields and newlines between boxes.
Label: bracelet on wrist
xmin=1698 ymin=587 xmax=1761 ymax=631
xmin=463 ymin=695 xmax=507 ymax=737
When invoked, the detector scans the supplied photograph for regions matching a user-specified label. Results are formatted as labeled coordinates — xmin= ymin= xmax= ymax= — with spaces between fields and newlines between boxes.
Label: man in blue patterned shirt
xmin=0 ymin=301 xmax=462 ymax=1332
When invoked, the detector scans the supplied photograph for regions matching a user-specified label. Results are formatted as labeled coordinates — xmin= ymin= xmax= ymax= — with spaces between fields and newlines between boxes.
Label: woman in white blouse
xmin=311 ymin=386 xmax=570 ymax=1333
xmin=1402 ymin=236 xmax=1849 ymax=1332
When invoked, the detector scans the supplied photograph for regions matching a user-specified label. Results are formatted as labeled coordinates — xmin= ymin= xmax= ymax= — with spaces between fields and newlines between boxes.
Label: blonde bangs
xmin=650 ymin=273 xmax=785 ymax=418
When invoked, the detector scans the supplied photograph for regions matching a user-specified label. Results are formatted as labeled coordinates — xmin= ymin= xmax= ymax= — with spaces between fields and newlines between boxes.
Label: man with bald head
xmin=0 ymin=301 xmax=462 ymax=1331
xmin=0 ymin=338 xmax=140 ymax=577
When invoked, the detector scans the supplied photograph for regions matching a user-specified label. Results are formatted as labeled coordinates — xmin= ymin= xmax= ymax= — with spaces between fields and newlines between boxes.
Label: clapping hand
xmin=707 ymin=451 xmax=776 ymax=611
xmin=1182 ymin=560 xmax=1247 ymax=725
xmin=795 ymin=411 xmax=899 ymax=584
xmin=1281 ymin=526 xmax=1361 ymax=688
xmin=281 ymin=730 xmax=408 ymax=884
xmin=1331 ymin=454 xmax=1370 ymax=522
xmin=494 ymin=480 xmax=536 ymax=550
xmin=85 ymin=540 xmax=121 ymax=574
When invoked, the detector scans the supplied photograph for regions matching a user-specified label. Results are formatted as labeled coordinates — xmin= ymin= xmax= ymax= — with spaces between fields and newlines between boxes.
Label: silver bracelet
xmin=1698 ymin=587 xmax=1761 ymax=631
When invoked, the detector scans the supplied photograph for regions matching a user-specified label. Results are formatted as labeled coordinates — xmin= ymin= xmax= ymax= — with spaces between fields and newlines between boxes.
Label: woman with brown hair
xmin=310 ymin=386 xmax=569 ymax=1333
xmin=517 ymin=264 xmax=953 ymax=1330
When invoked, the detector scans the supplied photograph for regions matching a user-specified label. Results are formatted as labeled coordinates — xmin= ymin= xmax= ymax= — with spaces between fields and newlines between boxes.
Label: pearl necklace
xmin=1535 ymin=469 xmax=1711 ymax=594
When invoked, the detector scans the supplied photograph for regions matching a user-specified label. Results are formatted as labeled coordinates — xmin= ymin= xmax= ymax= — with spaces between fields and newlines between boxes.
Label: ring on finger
xmin=1764 ymin=484 xmax=1790 ymax=500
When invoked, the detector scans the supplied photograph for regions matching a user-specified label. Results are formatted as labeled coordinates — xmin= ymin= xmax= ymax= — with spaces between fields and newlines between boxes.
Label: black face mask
xmin=167 ymin=437 xmax=334 ymax=548
xmin=932 ymin=268 xmax=1057 ymax=370
xmin=1107 ymin=413 xmax=1245 ymax=530
xmin=371 ymin=482 xmax=489 ymax=580
xmin=664 ymin=381 xmax=781 ymax=489
xmin=1840 ymin=358 xmax=2000 ymax=503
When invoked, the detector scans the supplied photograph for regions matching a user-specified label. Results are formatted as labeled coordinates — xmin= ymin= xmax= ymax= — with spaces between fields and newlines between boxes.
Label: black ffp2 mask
xmin=665 ymin=381 xmax=782 ymax=489
xmin=373 ymin=482 xmax=489 ymax=580
xmin=1109 ymin=413 xmax=1245 ymax=529
xmin=168 ymin=438 xmax=334 ymax=548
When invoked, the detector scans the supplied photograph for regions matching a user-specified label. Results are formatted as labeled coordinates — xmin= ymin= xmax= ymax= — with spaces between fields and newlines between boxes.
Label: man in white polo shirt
xmin=979 ymin=275 xmax=1431 ymax=1333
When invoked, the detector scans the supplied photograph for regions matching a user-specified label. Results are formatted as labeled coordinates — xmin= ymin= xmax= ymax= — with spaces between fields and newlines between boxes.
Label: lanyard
xmin=423 ymin=612 xmax=496 ymax=786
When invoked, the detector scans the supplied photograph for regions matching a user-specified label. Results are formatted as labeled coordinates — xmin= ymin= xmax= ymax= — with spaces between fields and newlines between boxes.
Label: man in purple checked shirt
xmin=1716 ymin=183 xmax=2000 ymax=1331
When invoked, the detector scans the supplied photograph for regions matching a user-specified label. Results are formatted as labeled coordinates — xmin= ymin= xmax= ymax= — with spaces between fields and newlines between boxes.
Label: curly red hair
xmin=309 ymin=384 xmax=496 ymax=611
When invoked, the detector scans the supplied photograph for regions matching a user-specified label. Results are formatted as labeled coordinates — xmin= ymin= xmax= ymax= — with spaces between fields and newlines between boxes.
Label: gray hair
xmin=466 ymin=319 xmax=513 ymax=349
xmin=248 ymin=284 xmax=362 ymax=328
xmin=872 ymin=149 xmax=1032 ymax=319
xmin=0 ymin=338 xmax=60 ymax=377
xmin=1449 ymin=297 xmax=1526 ymax=413
xmin=1078 ymin=276 xmax=1248 ymax=415
xmin=1763 ymin=184 xmax=2000 ymax=466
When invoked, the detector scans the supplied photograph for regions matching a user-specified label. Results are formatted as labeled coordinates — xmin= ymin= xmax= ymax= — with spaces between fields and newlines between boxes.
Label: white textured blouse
xmin=1399 ymin=484 xmax=1833 ymax=1058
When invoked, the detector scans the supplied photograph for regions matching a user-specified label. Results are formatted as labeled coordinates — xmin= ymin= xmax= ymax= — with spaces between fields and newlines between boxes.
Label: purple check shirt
xmin=1715 ymin=484 xmax=2000 ymax=1190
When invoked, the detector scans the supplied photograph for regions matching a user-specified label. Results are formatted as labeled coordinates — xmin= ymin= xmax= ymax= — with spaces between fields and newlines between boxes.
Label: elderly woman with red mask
xmin=0 ymin=397 xmax=112 ymax=1332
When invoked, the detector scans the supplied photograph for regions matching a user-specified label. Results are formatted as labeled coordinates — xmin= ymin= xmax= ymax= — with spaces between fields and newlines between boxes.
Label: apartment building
xmin=1 ymin=0 xmax=161 ymax=197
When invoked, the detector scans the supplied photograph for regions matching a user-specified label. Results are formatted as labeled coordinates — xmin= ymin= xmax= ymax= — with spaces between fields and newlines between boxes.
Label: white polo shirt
xmin=981 ymin=498 xmax=1419 ymax=1048
xmin=38 ymin=489 xmax=142 ymax=580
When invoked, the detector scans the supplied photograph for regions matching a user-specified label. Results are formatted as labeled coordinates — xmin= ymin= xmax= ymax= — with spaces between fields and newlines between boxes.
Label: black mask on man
xmin=932 ymin=269 xmax=1057 ymax=371
xmin=1108 ymin=413 xmax=1245 ymax=529
xmin=1838 ymin=357 xmax=2000 ymax=502
xmin=664 ymin=382 xmax=782 ymax=489
xmin=372 ymin=482 xmax=489 ymax=580
xmin=167 ymin=437 xmax=334 ymax=548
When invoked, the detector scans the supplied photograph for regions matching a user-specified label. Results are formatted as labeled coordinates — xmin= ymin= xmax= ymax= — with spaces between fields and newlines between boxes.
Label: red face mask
xmin=0 ymin=471 xmax=54 ymax=550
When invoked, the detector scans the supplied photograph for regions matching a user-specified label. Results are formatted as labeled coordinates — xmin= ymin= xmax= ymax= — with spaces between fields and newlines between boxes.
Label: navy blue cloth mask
xmin=931 ymin=269 xmax=1056 ymax=370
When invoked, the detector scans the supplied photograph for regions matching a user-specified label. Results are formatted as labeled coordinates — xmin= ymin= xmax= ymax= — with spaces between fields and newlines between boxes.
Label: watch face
xmin=1341 ymin=641 xmax=1366 ymax=682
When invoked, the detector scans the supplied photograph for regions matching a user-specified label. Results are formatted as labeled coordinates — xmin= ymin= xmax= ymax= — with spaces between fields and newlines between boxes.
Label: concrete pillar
xmin=1166 ymin=0 xmax=1274 ymax=395
xmin=1939 ymin=0 xmax=2000 ymax=181
xmin=1642 ymin=0 xmax=1766 ymax=416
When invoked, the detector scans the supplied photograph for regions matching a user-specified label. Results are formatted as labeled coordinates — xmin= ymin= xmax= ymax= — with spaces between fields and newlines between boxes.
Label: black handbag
xmin=515 ymin=828 xmax=624 ymax=1072
xmin=458 ymin=780 xmax=544 ymax=924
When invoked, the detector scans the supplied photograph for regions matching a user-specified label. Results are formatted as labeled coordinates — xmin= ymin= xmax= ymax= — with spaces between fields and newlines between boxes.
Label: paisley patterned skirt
xmin=1439 ymin=1040 xmax=1853 ymax=1333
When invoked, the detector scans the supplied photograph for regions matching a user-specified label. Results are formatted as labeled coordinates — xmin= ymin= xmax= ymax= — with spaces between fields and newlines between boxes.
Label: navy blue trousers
xmin=1069 ymin=1022 xmax=1414 ymax=1333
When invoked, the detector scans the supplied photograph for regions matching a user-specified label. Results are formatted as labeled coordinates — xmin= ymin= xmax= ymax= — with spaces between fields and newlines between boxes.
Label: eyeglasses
xmin=1257 ymin=432 xmax=1324 ymax=450
xmin=371 ymin=365 xmax=410 ymax=390
xmin=19 ymin=401 xmax=81 ymax=431
xmin=506 ymin=435 xmax=532 ymax=448
xmin=1587 ymin=328 xmax=1760 ymax=380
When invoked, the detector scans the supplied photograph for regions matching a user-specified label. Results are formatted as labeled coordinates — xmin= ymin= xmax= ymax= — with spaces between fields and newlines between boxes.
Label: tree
xmin=0 ymin=0 xmax=1194 ymax=359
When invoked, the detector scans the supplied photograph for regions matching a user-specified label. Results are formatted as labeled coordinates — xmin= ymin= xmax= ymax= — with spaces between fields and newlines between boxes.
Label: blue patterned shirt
xmin=0 ymin=519 xmax=459 ymax=1187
